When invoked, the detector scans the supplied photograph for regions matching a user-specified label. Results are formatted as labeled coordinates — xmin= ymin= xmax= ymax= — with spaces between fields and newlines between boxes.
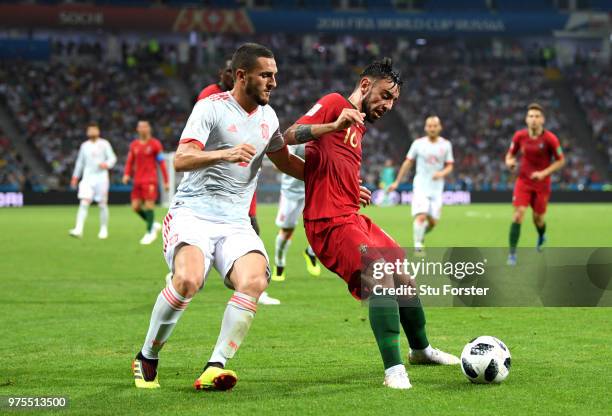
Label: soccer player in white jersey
xmin=388 ymin=116 xmax=454 ymax=251
xmin=272 ymin=143 xmax=321 ymax=282
xmin=69 ymin=122 xmax=117 ymax=239
xmin=132 ymin=43 xmax=304 ymax=391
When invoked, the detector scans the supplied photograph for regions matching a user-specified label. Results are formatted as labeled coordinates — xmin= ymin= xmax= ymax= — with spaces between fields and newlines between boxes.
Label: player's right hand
xmin=122 ymin=175 xmax=130 ymax=185
xmin=70 ymin=176 xmax=78 ymax=189
xmin=387 ymin=181 xmax=399 ymax=193
xmin=223 ymin=143 xmax=257 ymax=163
xmin=333 ymin=108 xmax=365 ymax=131
xmin=506 ymin=158 xmax=517 ymax=171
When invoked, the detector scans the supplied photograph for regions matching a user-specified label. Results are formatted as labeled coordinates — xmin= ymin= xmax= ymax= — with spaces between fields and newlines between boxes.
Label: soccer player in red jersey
xmin=122 ymin=120 xmax=169 ymax=245
xmin=284 ymin=58 xmax=459 ymax=390
xmin=196 ymin=59 xmax=233 ymax=101
xmin=197 ymin=60 xmax=261 ymax=236
xmin=505 ymin=103 xmax=565 ymax=265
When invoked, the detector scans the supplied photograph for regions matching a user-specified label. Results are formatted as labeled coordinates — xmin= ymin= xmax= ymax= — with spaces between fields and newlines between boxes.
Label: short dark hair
xmin=231 ymin=43 xmax=274 ymax=75
xmin=527 ymin=102 xmax=545 ymax=115
xmin=87 ymin=122 xmax=99 ymax=128
xmin=360 ymin=57 xmax=402 ymax=88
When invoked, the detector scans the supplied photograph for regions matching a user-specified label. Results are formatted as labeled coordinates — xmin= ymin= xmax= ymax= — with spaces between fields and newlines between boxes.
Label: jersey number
xmin=344 ymin=127 xmax=358 ymax=148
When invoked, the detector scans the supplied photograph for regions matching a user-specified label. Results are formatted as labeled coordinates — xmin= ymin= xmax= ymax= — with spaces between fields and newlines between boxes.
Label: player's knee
xmin=234 ymin=273 xmax=268 ymax=297
xmin=415 ymin=214 xmax=427 ymax=224
xmin=513 ymin=209 xmax=525 ymax=223
xmin=365 ymin=259 xmax=394 ymax=290
xmin=533 ymin=214 xmax=545 ymax=226
xmin=281 ymin=228 xmax=294 ymax=239
xmin=172 ymin=269 xmax=203 ymax=298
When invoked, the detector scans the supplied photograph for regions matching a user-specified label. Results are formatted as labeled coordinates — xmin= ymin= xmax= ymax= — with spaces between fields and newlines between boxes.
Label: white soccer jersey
xmin=72 ymin=138 xmax=117 ymax=183
xmin=406 ymin=136 xmax=454 ymax=196
xmin=173 ymin=92 xmax=285 ymax=223
xmin=280 ymin=144 xmax=305 ymax=200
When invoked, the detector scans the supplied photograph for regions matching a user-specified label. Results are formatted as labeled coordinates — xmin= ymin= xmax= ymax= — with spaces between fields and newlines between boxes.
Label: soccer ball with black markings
xmin=460 ymin=336 xmax=511 ymax=384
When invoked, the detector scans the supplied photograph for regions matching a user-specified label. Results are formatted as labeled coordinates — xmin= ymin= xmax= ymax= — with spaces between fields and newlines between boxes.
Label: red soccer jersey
xmin=125 ymin=138 xmax=168 ymax=184
xmin=197 ymin=83 xmax=224 ymax=101
xmin=297 ymin=93 xmax=366 ymax=220
xmin=508 ymin=129 xmax=564 ymax=188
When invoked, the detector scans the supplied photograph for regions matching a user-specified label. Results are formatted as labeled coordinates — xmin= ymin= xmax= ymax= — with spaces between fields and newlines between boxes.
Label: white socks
xmin=385 ymin=363 xmax=407 ymax=377
xmin=209 ymin=292 xmax=257 ymax=366
xmin=306 ymin=245 xmax=315 ymax=257
xmin=74 ymin=201 xmax=90 ymax=233
xmin=99 ymin=203 xmax=109 ymax=231
xmin=141 ymin=282 xmax=192 ymax=359
xmin=413 ymin=219 xmax=427 ymax=248
xmin=274 ymin=234 xmax=291 ymax=267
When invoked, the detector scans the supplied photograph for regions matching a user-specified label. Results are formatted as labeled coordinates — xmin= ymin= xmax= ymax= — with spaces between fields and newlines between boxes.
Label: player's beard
xmin=246 ymin=79 xmax=269 ymax=106
xmin=361 ymin=93 xmax=376 ymax=124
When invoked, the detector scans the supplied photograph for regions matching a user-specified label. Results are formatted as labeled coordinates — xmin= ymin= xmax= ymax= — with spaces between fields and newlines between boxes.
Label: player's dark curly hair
xmin=360 ymin=57 xmax=402 ymax=88
xmin=231 ymin=43 xmax=274 ymax=75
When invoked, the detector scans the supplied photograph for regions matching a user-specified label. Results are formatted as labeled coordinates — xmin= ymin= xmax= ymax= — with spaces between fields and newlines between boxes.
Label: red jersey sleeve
xmin=197 ymin=84 xmax=223 ymax=101
xmin=296 ymin=93 xmax=345 ymax=125
xmin=508 ymin=131 xmax=521 ymax=156
xmin=546 ymin=132 xmax=564 ymax=161
xmin=154 ymin=140 xmax=169 ymax=184
xmin=124 ymin=142 xmax=135 ymax=177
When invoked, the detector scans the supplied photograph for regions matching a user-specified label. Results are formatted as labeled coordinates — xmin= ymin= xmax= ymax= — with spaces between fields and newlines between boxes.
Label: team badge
xmin=359 ymin=244 xmax=368 ymax=255
xmin=261 ymin=122 xmax=269 ymax=140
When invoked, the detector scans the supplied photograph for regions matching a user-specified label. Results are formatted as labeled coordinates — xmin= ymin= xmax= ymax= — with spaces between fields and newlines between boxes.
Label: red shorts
xmin=305 ymin=213 xmax=405 ymax=300
xmin=512 ymin=178 xmax=551 ymax=215
xmin=131 ymin=182 xmax=158 ymax=202
xmin=248 ymin=192 xmax=257 ymax=217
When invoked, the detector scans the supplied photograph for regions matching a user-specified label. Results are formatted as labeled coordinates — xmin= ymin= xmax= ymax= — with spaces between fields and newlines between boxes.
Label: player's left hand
xmin=432 ymin=171 xmax=444 ymax=180
xmin=359 ymin=185 xmax=372 ymax=207
xmin=530 ymin=171 xmax=546 ymax=181
xmin=99 ymin=162 xmax=109 ymax=170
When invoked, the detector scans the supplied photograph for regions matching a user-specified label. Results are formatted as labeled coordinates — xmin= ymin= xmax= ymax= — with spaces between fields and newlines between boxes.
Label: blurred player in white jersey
xmin=69 ymin=122 xmax=117 ymax=239
xmin=389 ymin=116 xmax=454 ymax=251
xmin=272 ymin=143 xmax=321 ymax=282
xmin=132 ymin=43 xmax=304 ymax=391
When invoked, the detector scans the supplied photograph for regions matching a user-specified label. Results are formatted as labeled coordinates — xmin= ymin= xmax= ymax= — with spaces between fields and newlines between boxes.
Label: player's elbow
xmin=173 ymin=152 xmax=188 ymax=172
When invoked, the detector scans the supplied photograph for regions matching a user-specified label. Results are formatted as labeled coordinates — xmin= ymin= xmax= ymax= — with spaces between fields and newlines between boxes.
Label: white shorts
xmin=275 ymin=194 xmax=305 ymax=229
xmin=411 ymin=192 xmax=443 ymax=220
xmin=162 ymin=208 xmax=270 ymax=289
xmin=78 ymin=179 xmax=109 ymax=203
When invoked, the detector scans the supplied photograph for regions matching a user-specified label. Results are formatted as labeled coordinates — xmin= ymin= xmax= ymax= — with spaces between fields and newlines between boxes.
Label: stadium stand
xmin=0 ymin=34 xmax=607 ymax=191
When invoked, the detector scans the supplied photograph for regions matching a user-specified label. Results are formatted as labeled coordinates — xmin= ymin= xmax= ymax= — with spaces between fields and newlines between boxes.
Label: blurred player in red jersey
xmin=197 ymin=58 xmax=234 ymax=101
xmin=284 ymin=58 xmax=459 ymax=390
xmin=197 ymin=59 xmax=261 ymax=235
xmin=122 ymin=120 xmax=169 ymax=245
xmin=505 ymin=103 xmax=565 ymax=265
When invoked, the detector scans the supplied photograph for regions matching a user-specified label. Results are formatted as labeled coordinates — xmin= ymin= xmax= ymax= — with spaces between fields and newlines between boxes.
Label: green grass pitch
xmin=1 ymin=203 xmax=611 ymax=415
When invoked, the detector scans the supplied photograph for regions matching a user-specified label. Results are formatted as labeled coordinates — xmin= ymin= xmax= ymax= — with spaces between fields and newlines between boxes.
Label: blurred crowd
xmin=0 ymin=127 xmax=31 ymax=190
xmin=568 ymin=67 xmax=612 ymax=174
xmin=395 ymin=64 xmax=600 ymax=191
xmin=0 ymin=33 xmax=608 ymax=191
xmin=0 ymin=61 xmax=185 ymax=188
